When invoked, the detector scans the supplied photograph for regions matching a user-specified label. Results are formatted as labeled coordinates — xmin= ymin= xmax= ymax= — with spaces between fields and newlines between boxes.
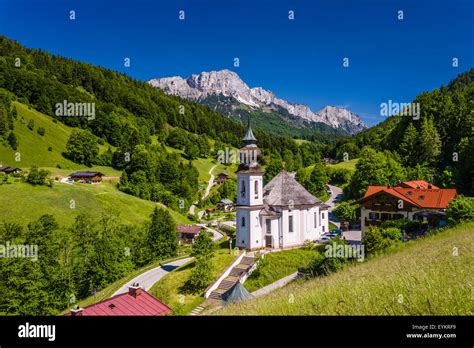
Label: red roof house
xmin=176 ymin=224 xmax=202 ymax=243
xmin=358 ymin=181 xmax=457 ymax=232
xmin=64 ymin=283 xmax=172 ymax=316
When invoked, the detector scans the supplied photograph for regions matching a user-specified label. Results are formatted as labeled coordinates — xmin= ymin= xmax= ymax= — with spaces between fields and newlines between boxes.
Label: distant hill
xmin=217 ymin=222 xmax=474 ymax=315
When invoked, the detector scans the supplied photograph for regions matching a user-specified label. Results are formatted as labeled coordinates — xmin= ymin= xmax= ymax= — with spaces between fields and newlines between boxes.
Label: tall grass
xmin=217 ymin=223 xmax=474 ymax=315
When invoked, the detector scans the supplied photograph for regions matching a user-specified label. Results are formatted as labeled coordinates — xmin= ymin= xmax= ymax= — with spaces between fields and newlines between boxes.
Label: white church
xmin=236 ymin=123 xmax=330 ymax=250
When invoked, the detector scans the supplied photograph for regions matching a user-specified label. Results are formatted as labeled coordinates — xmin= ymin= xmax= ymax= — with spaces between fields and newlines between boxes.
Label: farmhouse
xmin=176 ymin=224 xmax=202 ymax=243
xmin=216 ymin=198 xmax=234 ymax=212
xmin=0 ymin=165 xmax=21 ymax=174
xmin=69 ymin=171 xmax=104 ymax=183
xmin=236 ymin=122 xmax=329 ymax=250
xmin=64 ymin=283 xmax=172 ymax=316
xmin=358 ymin=181 xmax=457 ymax=232
xmin=215 ymin=171 xmax=230 ymax=184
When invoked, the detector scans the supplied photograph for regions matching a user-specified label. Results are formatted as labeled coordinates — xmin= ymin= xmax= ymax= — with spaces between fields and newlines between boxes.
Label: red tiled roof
xmin=176 ymin=224 xmax=202 ymax=234
xmin=360 ymin=185 xmax=457 ymax=209
xmin=64 ymin=290 xmax=172 ymax=316
xmin=402 ymin=180 xmax=439 ymax=189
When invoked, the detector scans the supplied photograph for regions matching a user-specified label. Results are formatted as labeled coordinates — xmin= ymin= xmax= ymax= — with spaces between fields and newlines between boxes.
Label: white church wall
xmin=236 ymin=209 xmax=250 ymax=249
xmin=236 ymin=174 xmax=263 ymax=206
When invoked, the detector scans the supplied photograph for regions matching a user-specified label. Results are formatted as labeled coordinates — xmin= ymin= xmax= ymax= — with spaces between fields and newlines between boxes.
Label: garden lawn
xmin=244 ymin=248 xmax=320 ymax=292
xmin=149 ymin=249 xmax=236 ymax=315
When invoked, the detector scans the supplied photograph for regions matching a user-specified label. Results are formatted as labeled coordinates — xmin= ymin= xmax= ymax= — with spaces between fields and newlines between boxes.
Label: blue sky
xmin=0 ymin=0 xmax=473 ymax=126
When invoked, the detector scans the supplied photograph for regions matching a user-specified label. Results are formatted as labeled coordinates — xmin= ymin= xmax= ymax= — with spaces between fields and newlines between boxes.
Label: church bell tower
xmin=236 ymin=118 xmax=264 ymax=250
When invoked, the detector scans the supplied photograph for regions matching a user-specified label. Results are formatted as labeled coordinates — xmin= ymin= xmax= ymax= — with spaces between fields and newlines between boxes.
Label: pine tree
xmin=147 ymin=207 xmax=177 ymax=259
xmin=418 ymin=116 xmax=441 ymax=164
xmin=399 ymin=123 xmax=418 ymax=166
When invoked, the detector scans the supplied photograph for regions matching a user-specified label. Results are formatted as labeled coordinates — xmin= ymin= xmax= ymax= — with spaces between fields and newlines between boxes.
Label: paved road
xmin=198 ymin=224 xmax=224 ymax=242
xmin=325 ymin=184 xmax=343 ymax=228
xmin=342 ymin=230 xmax=362 ymax=245
xmin=112 ymin=257 xmax=193 ymax=296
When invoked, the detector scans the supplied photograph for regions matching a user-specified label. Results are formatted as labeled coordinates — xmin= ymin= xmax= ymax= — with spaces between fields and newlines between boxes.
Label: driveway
xmin=342 ymin=230 xmax=362 ymax=245
xmin=325 ymin=184 xmax=343 ymax=228
xmin=112 ymin=257 xmax=193 ymax=296
xmin=198 ymin=224 xmax=224 ymax=242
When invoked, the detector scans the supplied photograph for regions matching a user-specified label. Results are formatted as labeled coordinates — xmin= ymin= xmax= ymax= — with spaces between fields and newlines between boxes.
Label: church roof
xmin=243 ymin=118 xmax=257 ymax=145
xmin=222 ymin=282 xmax=253 ymax=304
xmin=263 ymin=170 xmax=323 ymax=207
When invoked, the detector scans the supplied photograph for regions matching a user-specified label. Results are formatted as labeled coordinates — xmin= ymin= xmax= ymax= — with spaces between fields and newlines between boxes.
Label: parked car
xmin=319 ymin=236 xmax=333 ymax=243
xmin=330 ymin=228 xmax=343 ymax=235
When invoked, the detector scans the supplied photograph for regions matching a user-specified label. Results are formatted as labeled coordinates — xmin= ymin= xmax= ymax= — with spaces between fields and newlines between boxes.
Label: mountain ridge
xmin=148 ymin=69 xmax=368 ymax=134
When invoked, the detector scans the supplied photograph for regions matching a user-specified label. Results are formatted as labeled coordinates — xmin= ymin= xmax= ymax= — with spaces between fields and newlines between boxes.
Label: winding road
xmin=189 ymin=165 xmax=217 ymax=216
xmin=112 ymin=257 xmax=193 ymax=296
xmin=325 ymin=184 xmax=343 ymax=228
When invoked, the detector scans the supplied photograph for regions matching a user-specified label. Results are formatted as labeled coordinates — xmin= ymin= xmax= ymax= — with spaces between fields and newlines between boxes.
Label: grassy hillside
xmin=0 ymin=102 xmax=117 ymax=173
xmin=328 ymin=158 xmax=358 ymax=171
xmin=0 ymin=181 xmax=191 ymax=227
xmin=218 ymin=223 xmax=474 ymax=315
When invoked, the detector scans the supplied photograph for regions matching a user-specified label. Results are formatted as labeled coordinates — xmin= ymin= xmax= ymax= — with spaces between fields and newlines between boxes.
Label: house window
xmin=254 ymin=180 xmax=259 ymax=199
xmin=322 ymin=226 xmax=325 ymax=232
xmin=289 ymin=216 xmax=293 ymax=233
xmin=241 ymin=180 xmax=246 ymax=198
xmin=241 ymin=216 xmax=246 ymax=227
xmin=266 ymin=219 xmax=271 ymax=234
xmin=314 ymin=212 xmax=317 ymax=228
xmin=321 ymin=212 xmax=325 ymax=219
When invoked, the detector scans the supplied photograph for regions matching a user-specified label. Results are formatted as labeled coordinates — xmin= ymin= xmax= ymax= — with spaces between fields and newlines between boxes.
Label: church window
xmin=289 ymin=216 xmax=293 ymax=232
xmin=241 ymin=216 xmax=246 ymax=227
xmin=241 ymin=180 xmax=246 ymax=198
xmin=254 ymin=180 xmax=259 ymax=199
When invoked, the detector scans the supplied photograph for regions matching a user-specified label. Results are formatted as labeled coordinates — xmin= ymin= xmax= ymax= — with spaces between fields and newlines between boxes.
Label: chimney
xmin=428 ymin=183 xmax=432 ymax=189
xmin=128 ymin=282 xmax=142 ymax=298
xmin=70 ymin=305 xmax=83 ymax=316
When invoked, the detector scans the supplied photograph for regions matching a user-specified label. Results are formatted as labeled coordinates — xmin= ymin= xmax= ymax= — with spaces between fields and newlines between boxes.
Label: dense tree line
xmin=0 ymin=207 xmax=177 ymax=315
xmin=0 ymin=36 xmax=325 ymax=171
xmin=118 ymin=144 xmax=199 ymax=211
xmin=0 ymin=89 xmax=18 ymax=149
xmin=330 ymin=69 xmax=474 ymax=195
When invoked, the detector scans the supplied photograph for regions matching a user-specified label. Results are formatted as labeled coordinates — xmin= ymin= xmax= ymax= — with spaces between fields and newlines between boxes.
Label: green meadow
xmin=218 ymin=223 xmax=474 ymax=315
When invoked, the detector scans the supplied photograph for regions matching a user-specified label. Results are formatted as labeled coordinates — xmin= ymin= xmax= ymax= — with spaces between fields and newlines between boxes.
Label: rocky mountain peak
xmin=148 ymin=70 xmax=368 ymax=134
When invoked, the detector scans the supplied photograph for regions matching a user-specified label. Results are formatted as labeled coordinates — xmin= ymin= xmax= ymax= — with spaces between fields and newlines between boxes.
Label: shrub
xmin=27 ymin=119 xmax=34 ymax=130
xmin=26 ymin=166 xmax=50 ymax=186
xmin=37 ymin=127 xmax=45 ymax=136
xmin=184 ymin=258 xmax=214 ymax=294
xmin=446 ymin=196 xmax=474 ymax=225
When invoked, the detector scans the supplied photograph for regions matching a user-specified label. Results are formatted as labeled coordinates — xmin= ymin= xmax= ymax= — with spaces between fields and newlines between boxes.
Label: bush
xmin=26 ymin=166 xmax=50 ymax=186
xmin=446 ymin=196 xmax=474 ymax=225
xmin=184 ymin=258 xmax=214 ymax=294
xmin=380 ymin=219 xmax=425 ymax=234
xmin=27 ymin=119 xmax=34 ymax=130
xmin=333 ymin=201 xmax=358 ymax=225
xmin=381 ymin=227 xmax=402 ymax=241
xmin=37 ymin=127 xmax=45 ymax=136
